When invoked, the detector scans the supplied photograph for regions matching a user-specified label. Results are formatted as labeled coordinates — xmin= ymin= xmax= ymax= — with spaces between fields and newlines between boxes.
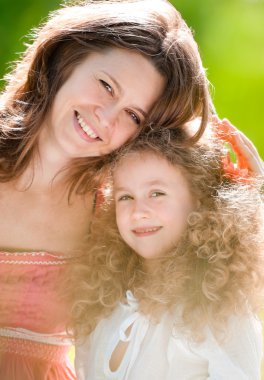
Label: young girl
xmin=71 ymin=128 xmax=264 ymax=379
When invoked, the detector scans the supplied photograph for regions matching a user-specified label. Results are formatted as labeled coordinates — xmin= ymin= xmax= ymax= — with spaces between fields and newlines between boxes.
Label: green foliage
xmin=0 ymin=0 xmax=61 ymax=78
xmin=0 ymin=0 xmax=263 ymax=155
xmin=171 ymin=0 xmax=264 ymax=155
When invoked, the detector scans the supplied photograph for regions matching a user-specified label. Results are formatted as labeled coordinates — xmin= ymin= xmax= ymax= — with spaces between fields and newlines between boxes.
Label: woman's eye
xmin=126 ymin=110 xmax=141 ymax=126
xmin=151 ymin=191 xmax=165 ymax=198
xmin=99 ymin=80 xmax=113 ymax=95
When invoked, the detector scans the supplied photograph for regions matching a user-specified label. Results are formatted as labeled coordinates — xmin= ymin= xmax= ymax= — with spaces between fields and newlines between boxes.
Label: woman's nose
xmin=94 ymin=104 xmax=119 ymax=130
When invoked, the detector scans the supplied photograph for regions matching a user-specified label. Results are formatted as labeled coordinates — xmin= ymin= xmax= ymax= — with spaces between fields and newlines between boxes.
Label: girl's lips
xmin=132 ymin=226 xmax=162 ymax=237
xmin=73 ymin=111 xmax=101 ymax=143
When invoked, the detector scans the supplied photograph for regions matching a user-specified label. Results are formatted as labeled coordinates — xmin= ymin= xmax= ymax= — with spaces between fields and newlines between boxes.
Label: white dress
xmin=75 ymin=291 xmax=262 ymax=380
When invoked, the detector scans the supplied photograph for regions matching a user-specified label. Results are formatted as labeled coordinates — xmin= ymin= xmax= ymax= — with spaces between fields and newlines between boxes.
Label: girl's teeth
xmin=145 ymin=228 xmax=158 ymax=232
xmin=77 ymin=114 xmax=98 ymax=139
xmin=136 ymin=227 xmax=160 ymax=233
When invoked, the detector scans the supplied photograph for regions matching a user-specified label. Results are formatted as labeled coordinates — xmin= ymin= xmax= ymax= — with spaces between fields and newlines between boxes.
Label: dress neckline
xmin=0 ymin=250 xmax=80 ymax=265
xmin=0 ymin=250 xmax=78 ymax=260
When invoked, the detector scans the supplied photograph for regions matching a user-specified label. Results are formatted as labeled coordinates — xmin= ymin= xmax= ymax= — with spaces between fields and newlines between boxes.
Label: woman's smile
xmin=40 ymin=48 xmax=165 ymax=159
xmin=74 ymin=111 xmax=101 ymax=142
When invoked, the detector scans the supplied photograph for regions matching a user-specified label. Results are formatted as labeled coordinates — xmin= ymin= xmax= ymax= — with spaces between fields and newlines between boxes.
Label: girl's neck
xmin=142 ymin=258 xmax=163 ymax=273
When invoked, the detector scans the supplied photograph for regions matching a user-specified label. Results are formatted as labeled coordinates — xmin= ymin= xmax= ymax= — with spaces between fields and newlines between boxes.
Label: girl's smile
xmin=114 ymin=151 xmax=195 ymax=260
xmin=132 ymin=226 xmax=162 ymax=237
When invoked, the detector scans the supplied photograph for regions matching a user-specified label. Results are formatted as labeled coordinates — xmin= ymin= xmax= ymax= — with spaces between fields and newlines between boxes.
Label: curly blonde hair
xmin=69 ymin=128 xmax=264 ymax=341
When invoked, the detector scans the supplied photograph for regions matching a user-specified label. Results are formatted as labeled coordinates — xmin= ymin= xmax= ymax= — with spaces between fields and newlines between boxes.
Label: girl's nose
xmin=132 ymin=200 xmax=150 ymax=220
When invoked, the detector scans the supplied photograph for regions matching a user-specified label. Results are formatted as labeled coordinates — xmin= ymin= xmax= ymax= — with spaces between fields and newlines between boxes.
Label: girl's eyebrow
xmin=113 ymin=186 xmax=130 ymax=193
xmin=114 ymin=179 xmax=168 ymax=193
xmin=101 ymin=71 xmax=147 ymax=118
xmin=145 ymin=179 xmax=168 ymax=186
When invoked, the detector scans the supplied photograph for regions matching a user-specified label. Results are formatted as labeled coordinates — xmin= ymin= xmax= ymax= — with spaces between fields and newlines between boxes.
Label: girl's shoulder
xmin=168 ymin=313 xmax=262 ymax=380
xmin=169 ymin=312 xmax=262 ymax=352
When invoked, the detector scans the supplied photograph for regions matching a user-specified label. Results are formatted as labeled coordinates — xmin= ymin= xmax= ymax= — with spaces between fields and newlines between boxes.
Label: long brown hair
xmin=0 ymin=0 xmax=212 ymax=194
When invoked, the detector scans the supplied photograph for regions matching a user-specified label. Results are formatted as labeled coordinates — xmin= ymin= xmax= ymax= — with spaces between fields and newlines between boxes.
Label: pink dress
xmin=0 ymin=251 xmax=76 ymax=379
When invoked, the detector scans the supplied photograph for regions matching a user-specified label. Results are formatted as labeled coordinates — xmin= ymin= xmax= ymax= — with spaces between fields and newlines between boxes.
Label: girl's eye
xmin=117 ymin=194 xmax=133 ymax=202
xmin=151 ymin=191 xmax=166 ymax=198
xmin=99 ymin=79 xmax=113 ymax=95
xmin=126 ymin=110 xmax=141 ymax=126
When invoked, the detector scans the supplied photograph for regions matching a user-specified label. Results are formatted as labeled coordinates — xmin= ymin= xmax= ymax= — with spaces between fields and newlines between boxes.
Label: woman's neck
xmin=20 ymin=124 xmax=74 ymax=192
xmin=15 ymin=146 xmax=70 ymax=193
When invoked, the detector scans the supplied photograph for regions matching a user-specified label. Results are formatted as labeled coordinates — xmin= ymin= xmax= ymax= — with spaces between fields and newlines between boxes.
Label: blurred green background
xmin=0 ymin=0 xmax=263 ymax=157
xmin=0 ymin=0 xmax=263 ymax=376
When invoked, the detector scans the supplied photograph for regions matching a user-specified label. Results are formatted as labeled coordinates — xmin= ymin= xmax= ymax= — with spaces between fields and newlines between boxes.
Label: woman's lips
xmin=73 ymin=111 xmax=101 ymax=142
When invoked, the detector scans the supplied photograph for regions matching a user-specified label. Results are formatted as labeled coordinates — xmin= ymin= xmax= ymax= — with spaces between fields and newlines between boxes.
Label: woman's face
xmin=42 ymin=48 xmax=165 ymax=158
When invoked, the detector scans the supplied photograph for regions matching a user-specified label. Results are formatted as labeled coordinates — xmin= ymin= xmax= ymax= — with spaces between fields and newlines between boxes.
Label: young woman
xmin=72 ymin=128 xmax=264 ymax=379
xmin=0 ymin=0 xmax=213 ymax=378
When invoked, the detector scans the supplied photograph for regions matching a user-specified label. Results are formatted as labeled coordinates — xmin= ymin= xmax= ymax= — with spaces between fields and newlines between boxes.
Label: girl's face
xmin=42 ymin=48 xmax=165 ymax=159
xmin=114 ymin=152 xmax=195 ymax=261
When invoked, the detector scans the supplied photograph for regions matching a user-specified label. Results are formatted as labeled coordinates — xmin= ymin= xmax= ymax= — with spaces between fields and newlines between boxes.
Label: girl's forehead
xmin=115 ymin=150 xmax=157 ymax=170
xmin=113 ymin=150 xmax=184 ymax=181
xmin=115 ymin=149 xmax=175 ymax=168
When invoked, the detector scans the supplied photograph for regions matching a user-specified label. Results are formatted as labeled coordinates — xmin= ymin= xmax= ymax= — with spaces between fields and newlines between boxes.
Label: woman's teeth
xmin=77 ymin=113 xmax=98 ymax=139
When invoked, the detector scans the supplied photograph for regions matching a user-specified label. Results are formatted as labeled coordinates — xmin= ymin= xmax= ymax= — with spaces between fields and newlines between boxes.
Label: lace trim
xmin=0 ymin=251 xmax=74 ymax=259
xmin=0 ymin=259 xmax=68 ymax=265
xmin=0 ymin=328 xmax=73 ymax=346
xmin=0 ymin=251 xmax=78 ymax=265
